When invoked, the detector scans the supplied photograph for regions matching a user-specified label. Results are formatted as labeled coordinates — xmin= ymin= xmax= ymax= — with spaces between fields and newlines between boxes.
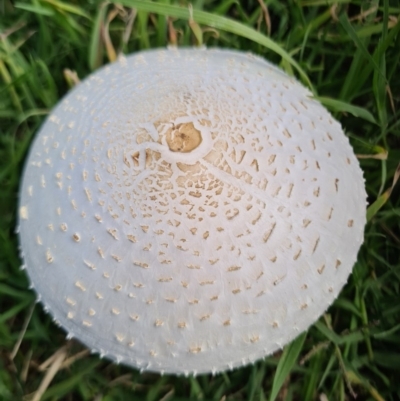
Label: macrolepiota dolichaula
xmin=17 ymin=48 xmax=367 ymax=375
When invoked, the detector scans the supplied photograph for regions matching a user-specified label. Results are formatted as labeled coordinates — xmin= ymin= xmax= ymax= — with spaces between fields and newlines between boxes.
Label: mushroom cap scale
xmin=18 ymin=48 xmax=367 ymax=375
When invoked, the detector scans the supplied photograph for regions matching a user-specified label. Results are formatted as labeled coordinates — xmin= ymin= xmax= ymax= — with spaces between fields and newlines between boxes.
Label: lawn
xmin=1 ymin=0 xmax=399 ymax=400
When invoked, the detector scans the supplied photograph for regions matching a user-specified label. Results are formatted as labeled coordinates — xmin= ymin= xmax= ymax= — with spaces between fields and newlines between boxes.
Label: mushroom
xmin=18 ymin=48 xmax=367 ymax=375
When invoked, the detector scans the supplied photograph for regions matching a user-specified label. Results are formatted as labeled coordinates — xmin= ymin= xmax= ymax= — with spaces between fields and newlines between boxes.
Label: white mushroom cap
xmin=18 ymin=48 xmax=367 ymax=375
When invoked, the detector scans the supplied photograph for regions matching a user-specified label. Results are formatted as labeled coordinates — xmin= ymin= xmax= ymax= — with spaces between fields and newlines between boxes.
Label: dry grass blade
xmin=30 ymin=346 xmax=68 ymax=401
xmin=59 ymin=349 xmax=91 ymax=370
xmin=256 ymin=0 xmax=271 ymax=35
xmin=20 ymin=349 xmax=33 ymax=383
xmin=367 ymin=163 xmax=400 ymax=221
xmin=103 ymin=6 xmax=119 ymax=62
xmin=37 ymin=345 xmax=69 ymax=372
xmin=159 ymin=388 xmax=175 ymax=401
xmin=10 ymin=303 xmax=35 ymax=360
xmin=63 ymin=68 xmax=80 ymax=88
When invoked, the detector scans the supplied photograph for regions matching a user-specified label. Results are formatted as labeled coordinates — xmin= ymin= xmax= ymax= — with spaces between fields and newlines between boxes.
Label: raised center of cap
xmin=166 ymin=122 xmax=202 ymax=153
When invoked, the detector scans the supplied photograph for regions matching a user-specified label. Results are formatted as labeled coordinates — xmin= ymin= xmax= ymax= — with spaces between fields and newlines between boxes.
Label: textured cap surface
xmin=18 ymin=48 xmax=367 ymax=375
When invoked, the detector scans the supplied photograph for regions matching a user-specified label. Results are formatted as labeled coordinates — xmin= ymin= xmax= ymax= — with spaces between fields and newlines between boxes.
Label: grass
xmin=0 ymin=0 xmax=399 ymax=400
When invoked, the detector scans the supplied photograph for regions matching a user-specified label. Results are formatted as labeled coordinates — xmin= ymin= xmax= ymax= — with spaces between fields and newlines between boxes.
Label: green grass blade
xmin=89 ymin=2 xmax=108 ymax=70
xmin=367 ymin=190 xmax=391 ymax=222
xmin=300 ymin=0 xmax=350 ymax=5
xmin=367 ymin=163 xmax=400 ymax=221
xmin=14 ymin=2 xmax=54 ymax=16
xmin=339 ymin=13 xmax=385 ymax=81
xmin=269 ymin=332 xmax=307 ymax=401
xmin=0 ymin=298 xmax=32 ymax=324
xmin=42 ymin=0 xmax=91 ymax=19
xmin=314 ymin=321 xmax=342 ymax=345
xmin=373 ymin=40 xmax=387 ymax=129
xmin=315 ymin=96 xmax=377 ymax=124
